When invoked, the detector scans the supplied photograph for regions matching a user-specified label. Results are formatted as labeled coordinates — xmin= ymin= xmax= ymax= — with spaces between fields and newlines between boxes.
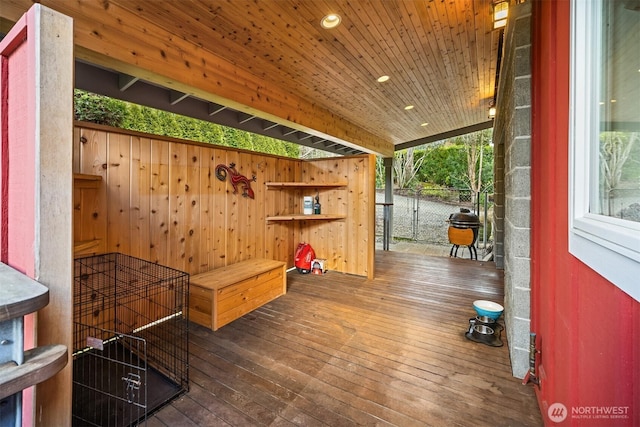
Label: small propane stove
xmin=465 ymin=315 xmax=504 ymax=347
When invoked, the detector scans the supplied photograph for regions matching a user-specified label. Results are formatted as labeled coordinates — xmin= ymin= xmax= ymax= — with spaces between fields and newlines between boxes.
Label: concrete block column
xmin=492 ymin=2 xmax=532 ymax=378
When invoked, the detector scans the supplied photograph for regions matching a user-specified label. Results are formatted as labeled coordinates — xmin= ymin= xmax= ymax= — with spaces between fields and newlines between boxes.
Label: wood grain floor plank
xmin=150 ymin=251 xmax=542 ymax=426
xmin=168 ymin=393 xmax=234 ymax=426
xmin=144 ymin=416 xmax=168 ymax=427
xmin=152 ymin=401 xmax=200 ymax=426
xmin=230 ymin=315 xmax=529 ymax=425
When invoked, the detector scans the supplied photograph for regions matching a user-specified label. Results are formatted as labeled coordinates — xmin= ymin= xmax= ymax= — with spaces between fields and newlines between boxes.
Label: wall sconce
xmin=489 ymin=106 xmax=497 ymax=119
xmin=493 ymin=1 xmax=509 ymax=29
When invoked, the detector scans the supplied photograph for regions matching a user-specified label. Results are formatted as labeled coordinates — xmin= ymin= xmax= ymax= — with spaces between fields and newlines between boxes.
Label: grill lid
xmin=448 ymin=208 xmax=480 ymax=227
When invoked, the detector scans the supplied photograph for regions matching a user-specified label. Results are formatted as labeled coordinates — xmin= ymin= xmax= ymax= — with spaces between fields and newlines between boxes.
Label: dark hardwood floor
xmin=148 ymin=251 xmax=542 ymax=427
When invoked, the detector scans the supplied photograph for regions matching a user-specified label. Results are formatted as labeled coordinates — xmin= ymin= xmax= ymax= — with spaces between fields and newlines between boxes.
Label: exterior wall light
xmin=493 ymin=1 xmax=509 ymax=29
xmin=489 ymin=106 xmax=497 ymax=119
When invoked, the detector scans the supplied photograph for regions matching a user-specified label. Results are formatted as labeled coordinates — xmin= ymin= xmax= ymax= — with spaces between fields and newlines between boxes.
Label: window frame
xmin=568 ymin=0 xmax=640 ymax=302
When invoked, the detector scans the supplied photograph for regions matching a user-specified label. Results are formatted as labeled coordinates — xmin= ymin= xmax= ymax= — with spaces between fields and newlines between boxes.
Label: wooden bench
xmin=188 ymin=258 xmax=287 ymax=331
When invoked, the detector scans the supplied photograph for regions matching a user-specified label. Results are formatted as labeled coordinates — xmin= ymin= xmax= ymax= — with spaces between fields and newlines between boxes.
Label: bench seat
xmin=189 ymin=258 xmax=287 ymax=331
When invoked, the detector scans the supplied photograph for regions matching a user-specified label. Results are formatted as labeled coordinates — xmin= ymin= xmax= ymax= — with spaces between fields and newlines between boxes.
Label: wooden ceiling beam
xmin=395 ymin=120 xmax=494 ymax=151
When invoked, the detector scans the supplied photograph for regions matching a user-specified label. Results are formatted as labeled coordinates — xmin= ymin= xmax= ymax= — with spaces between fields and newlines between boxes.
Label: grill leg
xmin=469 ymin=244 xmax=477 ymax=260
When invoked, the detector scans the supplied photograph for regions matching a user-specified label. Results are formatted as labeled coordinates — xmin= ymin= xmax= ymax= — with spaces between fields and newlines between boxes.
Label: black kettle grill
xmin=447 ymin=208 xmax=480 ymax=259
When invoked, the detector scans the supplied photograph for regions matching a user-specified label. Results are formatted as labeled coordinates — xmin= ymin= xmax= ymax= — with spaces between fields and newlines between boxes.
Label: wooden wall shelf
xmin=266 ymin=182 xmax=347 ymax=188
xmin=266 ymin=214 xmax=346 ymax=222
xmin=73 ymin=173 xmax=102 ymax=181
xmin=73 ymin=173 xmax=102 ymax=189
xmin=265 ymin=181 xmax=347 ymax=222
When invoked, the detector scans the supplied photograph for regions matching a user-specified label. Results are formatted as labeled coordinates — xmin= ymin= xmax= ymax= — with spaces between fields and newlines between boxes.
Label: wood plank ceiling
xmin=1 ymin=0 xmax=502 ymax=156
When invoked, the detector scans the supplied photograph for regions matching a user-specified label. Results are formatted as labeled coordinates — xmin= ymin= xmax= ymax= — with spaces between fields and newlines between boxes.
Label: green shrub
xmin=74 ymin=90 xmax=300 ymax=158
xmin=74 ymin=90 xmax=126 ymax=127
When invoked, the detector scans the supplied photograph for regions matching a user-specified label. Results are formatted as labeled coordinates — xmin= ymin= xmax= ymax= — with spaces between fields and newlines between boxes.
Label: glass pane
xmin=594 ymin=1 xmax=640 ymax=222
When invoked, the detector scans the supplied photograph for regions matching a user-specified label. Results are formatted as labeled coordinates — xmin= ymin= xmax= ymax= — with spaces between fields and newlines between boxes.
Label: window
xmin=569 ymin=0 xmax=640 ymax=302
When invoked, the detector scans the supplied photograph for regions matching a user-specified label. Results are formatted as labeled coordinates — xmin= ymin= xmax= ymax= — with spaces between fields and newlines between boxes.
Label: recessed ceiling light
xmin=421 ymin=122 xmax=429 ymax=127
xmin=377 ymin=75 xmax=390 ymax=83
xmin=404 ymin=105 xmax=414 ymax=110
xmin=321 ymin=14 xmax=341 ymax=29
xmin=611 ymin=99 xmax=617 ymax=103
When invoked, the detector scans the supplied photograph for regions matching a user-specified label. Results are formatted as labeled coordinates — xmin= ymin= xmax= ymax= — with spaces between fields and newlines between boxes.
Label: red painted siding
xmin=531 ymin=1 xmax=640 ymax=425
xmin=0 ymin=11 xmax=37 ymax=426
xmin=6 ymin=41 xmax=36 ymax=277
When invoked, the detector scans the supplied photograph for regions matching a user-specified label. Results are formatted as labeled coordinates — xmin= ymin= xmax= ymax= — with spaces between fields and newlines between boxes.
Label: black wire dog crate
xmin=73 ymin=253 xmax=189 ymax=426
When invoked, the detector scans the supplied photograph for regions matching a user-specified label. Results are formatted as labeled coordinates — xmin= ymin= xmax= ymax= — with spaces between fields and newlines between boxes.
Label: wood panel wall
xmin=73 ymin=122 xmax=375 ymax=278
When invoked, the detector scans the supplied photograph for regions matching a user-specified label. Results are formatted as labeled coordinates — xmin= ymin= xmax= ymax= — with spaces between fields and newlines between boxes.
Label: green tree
xmin=375 ymin=157 xmax=386 ymax=188
xmin=459 ymin=128 xmax=493 ymax=193
xmin=416 ymin=143 xmax=468 ymax=188
xmin=411 ymin=131 xmax=494 ymax=191
xmin=599 ymin=131 xmax=639 ymax=217
xmin=393 ymin=147 xmax=426 ymax=189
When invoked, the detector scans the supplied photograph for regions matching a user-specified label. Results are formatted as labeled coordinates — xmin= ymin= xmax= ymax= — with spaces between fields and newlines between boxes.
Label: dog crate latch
xmin=122 ymin=373 xmax=142 ymax=403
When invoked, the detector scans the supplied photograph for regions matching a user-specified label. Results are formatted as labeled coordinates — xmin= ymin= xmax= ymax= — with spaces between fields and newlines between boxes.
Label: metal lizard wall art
xmin=215 ymin=163 xmax=257 ymax=199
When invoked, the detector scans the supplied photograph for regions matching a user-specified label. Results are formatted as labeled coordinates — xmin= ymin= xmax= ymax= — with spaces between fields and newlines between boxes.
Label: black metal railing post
xmin=376 ymin=202 xmax=393 ymax=250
